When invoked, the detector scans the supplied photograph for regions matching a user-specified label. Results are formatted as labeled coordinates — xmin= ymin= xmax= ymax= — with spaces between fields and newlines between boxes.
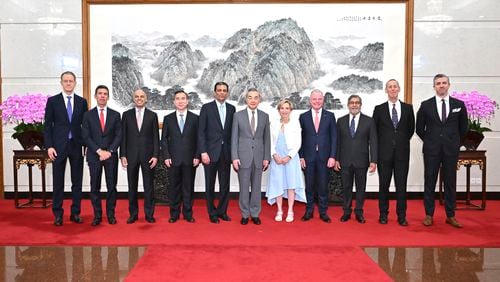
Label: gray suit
xmin=231 ymin=108 xmax=271 ymax=218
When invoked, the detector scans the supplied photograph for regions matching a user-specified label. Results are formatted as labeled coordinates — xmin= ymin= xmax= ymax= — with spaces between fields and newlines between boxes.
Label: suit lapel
xmin=212 ymin=101 xmax=224 ymax=130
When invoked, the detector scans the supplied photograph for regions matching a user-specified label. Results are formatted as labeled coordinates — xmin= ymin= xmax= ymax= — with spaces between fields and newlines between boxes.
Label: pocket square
xmin=452 ymin=108 xmax=461 ymax=113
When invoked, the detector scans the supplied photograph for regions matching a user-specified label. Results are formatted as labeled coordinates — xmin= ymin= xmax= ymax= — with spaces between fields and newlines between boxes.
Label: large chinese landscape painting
xmin=90 ymin=3 xmax=406 ymax=116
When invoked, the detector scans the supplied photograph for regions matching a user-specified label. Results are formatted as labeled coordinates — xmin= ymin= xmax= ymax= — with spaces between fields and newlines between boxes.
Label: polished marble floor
xmin=0 ymin=246 xmax=145 ymax=281
xmin=364 ymin=248 xmax=500 ymax=282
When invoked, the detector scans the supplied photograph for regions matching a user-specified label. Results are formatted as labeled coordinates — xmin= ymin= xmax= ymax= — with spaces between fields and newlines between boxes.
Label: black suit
xmin=337 ymin=113 xmax=378 ymax=216
xmin=82 ymin=107 xmax=122 ymax=219
xmin=120 ymin=107 xmax=160 ymax=219
xmin=162 ymin=111 xmax=199 ymax=219
xmin=43 ymin=93 xmax=88 ymax=218
xmin=416 ymin=96 xmax=468 ymax=217
xmin=198 ymin=100 xmax=235 ymax=218
xmin=372 ymin=101 xmax=415 ymax=220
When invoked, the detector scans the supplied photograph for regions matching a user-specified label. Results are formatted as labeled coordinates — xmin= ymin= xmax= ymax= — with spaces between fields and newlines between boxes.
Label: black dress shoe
xmin=301 ymin=213 xmax=313 ymax=221
xmin=70 ymin=214 xmax=83 ymax=224
xmin=398 ymin=218 xmax=408 ymax=226
xmin=319 ymin=214 xmax=332 ymax=223
xmin=185 ymin=217 xmax=195 ymax=223
xmin=251 ymin=217 xmax=262 ymax=225
xmin=209 ymin=216 xmax=220 ymax=224
xmin=340 ymin=214 xmax=351 ymax=222
xmin=127 ymin=215 xmax=138 ymax=224
xmin=168 ymin=217 xmax=178 ymax=223
xmin=355 ymin=215 xmax=366 ymax=224
xmin=379 ymin=217 xmax=388 ymax=224
xmin=219 ymin=214 xmax=232 ymax=221
xmin=54 ymin=216 xmax=63 ymax=226
xmin=240 ymin=217 xmax=249 ymax=225
xmin=146 ymin=217 xmax=156 ymax=223
xmin=91 ymin=217 xmax=102 ymax=226
xmin=108 ymin=217 xmax=117 ymax=225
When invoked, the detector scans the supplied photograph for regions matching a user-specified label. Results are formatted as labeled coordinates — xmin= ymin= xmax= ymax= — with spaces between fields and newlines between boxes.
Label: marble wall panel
xmin=0 ymin=0 xmax=81 ymax=23
xmin=1 ymin=24 xmax=82 ymax=78
xmin=414 ymin=0 xmax=500 ymax=21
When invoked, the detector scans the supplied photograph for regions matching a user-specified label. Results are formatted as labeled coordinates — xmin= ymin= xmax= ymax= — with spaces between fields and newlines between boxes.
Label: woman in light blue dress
xmin=266 ymin=99 xmax=306 ymax=222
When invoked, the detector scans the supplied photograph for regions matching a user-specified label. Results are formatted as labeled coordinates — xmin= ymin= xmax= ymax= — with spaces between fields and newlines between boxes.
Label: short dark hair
xmin=60 ymin=71 xmax=76 ymax=81
xmin=347 ymin=94 xmax=362 ymax=104
xmin=433 ymin=73 xmax=450 ymax=86
xmin=94 ymin=85 xmax=109 ymax=95
xmin=214 ymin=82 xmax=229 ymax=92
xmin=174 ymin=90 xmax=189 ymax=99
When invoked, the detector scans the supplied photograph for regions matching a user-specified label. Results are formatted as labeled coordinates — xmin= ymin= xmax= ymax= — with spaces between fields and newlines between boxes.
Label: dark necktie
xmin=391 ymin=103 xmax=398 ymax=128
xmin=179 ymin=113 xmax=185 ymax=133
xmin=441 ymin=99 xmax=447 ymax=123
xmin=251 ymin=111 xmax=256 ymax=136
xmin=66 ymin=96 xmax=73 ymax=139
xmin=350 ymin=116 xmax=356 ymax=138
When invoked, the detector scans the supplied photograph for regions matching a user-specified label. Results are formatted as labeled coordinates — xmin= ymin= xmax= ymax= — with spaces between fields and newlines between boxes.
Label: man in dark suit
xmin=335 ymin=94 xmax=377 ymax=224
xmin=120 ymin=89 xmax=160 ymax=224
xmin=231 ymin=88 xmax=271 ymax=225
xmin=82 ymin=85 xmax=122 ymax=226
xmin=416 ymin=74 xmax=468 ymax=228
xmin=373 ymin=79 xmax=415 ymax=226
xmin=162 ymin=90 xmax=200 ymax=223
xmin=44 ymin=71 xmax=88 ymax=226
xmin=198 ymin=82 xmax=236 ymax=224
xmin=299 ymin=89 xmax=337 ymax=223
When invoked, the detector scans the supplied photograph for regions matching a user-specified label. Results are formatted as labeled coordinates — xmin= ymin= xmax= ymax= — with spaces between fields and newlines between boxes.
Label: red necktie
xmin=99 ymin=109 xmax=105 ymax=132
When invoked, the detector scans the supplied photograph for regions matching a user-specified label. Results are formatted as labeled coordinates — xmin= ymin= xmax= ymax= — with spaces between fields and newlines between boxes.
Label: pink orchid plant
xmin=0 ymin=93 xmax=49 ymax=139
xmin=451 ymin=90 xmax=498 ymax=133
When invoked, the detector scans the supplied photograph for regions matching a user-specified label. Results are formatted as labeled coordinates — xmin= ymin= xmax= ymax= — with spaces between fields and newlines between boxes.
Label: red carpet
xmin=1 ymin=199 xmax=499 ymax=281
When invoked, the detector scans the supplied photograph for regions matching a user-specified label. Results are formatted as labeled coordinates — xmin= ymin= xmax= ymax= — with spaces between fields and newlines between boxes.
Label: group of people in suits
xmin=44 ymin=71 xmax=468 ymax=228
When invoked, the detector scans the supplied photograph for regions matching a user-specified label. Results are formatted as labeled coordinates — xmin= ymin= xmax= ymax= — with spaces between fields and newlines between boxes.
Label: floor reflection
xmin=364 ymin=247 xmax=500 ymax=282
xmin=0 ymin=246 xmax=145 ymax=281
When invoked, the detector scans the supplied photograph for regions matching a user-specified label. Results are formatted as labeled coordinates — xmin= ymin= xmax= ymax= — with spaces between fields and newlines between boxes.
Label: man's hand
xmin=263 ymin=160 xmax=269 ymax=171
xmin=327 ymin=157 xmax=336 ymax=169
xmin=149 ymin=157 xmax=158 ymax=169
xmin=273 ymin=154 xmax=283 ymax=165
xmin=98 ymin=149 xmax=111 ymax=161
xmin=300 ymin=158 xmax=306 ymax=169
xmin=121 ymin=157 xmax=128 ymax=168
xmin=201 ymin=152 xmax=210 ymax=165
xmin=48 ymin=147 xmax=57 ymax=161
xmin=164 ymin=159 xmax=172 ymax=168
xmin=368 ymin=162 xmax=377 ymax=173
xmin=232 ymin=159 xmax=240 ymax=171
xmin=334 ymin=161 xmax=341 ymax=172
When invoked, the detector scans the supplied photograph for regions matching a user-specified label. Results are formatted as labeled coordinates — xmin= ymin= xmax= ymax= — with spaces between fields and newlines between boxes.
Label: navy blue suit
xmin=43 ymin=93 xmax=88 ymax=218
xmin=299 ymin=109 xmax=337 ymax=215
xmin=198 ymin=100 xmax=235 ymax=219
xmin=82 ymin=107 xmax=122 ymax=219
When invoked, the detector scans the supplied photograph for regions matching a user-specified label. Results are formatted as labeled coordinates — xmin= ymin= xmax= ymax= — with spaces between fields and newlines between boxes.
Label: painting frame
xmin=82 ymin=0 xmax=414 ymax=112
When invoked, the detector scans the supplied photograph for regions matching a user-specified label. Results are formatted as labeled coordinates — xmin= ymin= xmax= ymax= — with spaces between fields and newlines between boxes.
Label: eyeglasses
xmin=348 ymin=101 xmax=361 ymax=105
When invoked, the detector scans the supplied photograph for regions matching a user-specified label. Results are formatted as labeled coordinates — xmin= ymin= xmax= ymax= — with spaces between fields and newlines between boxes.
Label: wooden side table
xmin=439 ymin=150 xmax=486 ymax=210
xmin=13 ymin=150 xmax=52 ymax=208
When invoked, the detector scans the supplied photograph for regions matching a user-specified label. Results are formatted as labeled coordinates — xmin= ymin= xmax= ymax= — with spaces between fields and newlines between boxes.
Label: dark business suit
xmin=162 ymin=111 xmax=199 ymax=219
xmin=43 ymin=93 xmax=88 ymax=218
xmin=120 ymin=107 xmax=160 ymax=219
xmin=373 ymin=101 xmax=415 ymax=220
xmin=416 ymin=96 xmax=468 ymax=217
xmin=299 ymin=109 xmax=337 ymax=216
xmin=198 ymin=100 xmax=235 ymax=219
xmin=82 ymin=107 xmax=122 ymax=219
xmin=337 ymin=113 xmax=378 ymax=216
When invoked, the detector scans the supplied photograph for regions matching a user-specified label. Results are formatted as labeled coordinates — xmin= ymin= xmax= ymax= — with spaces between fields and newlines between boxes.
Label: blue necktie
xmin=350 ymin=116 xmax=356 ymax=138
xmin=391 ymin=103 xmax=398 ymax=128
xmin=66 ymin=96 xmax=73 ymax=139
xmin=219 ymin=104 xmax=225 ymax=129
xmin=179 ymin=114 xmax=185 ymax=133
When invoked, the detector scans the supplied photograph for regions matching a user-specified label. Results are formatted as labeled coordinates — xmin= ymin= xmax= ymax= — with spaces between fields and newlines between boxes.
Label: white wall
xmin=2 ymin=0 xmax=499 ymax=193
